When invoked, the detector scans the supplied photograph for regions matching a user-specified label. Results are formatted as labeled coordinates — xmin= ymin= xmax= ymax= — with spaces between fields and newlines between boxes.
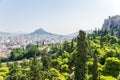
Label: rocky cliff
xmin=101 ymin=15 xmax=120 ymax=37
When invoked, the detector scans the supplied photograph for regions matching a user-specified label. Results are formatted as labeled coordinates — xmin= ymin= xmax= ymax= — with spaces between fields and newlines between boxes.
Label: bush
xmin=0 ymin=67 xmax=9 ymax=77
xmin=89 ymin=75 xmax=116 ymax=80
xmin=87 ymin=60 xmax=103 ymax=75
xmin=0 ymin=76 xmax=3 ymax=80
xmin=0 ymin=72 xmax=6 ymax=77
xmin=50 ymin=68 xmax=66 ymax=80
xmin=117 ymin=73 xmax=120 ymax=80
xmin=0 ymin=67 xmax=9 ymax=72
xmin=61 ymin=64 xmax=69 ymax=72
xmin=9 ymin=48 xmax=26 ymax=60
xmin=104 ymin=76 xmax=116 ymax=80
xmin=62 ymin=73 xmax=72 ymax=80
xmin=110 ymin=36 xmax=118 ymax=44
xmin=87 ymin=61 xmax=93 ymax=74
xmin=103 ymin=57 xmax=120 ymax=77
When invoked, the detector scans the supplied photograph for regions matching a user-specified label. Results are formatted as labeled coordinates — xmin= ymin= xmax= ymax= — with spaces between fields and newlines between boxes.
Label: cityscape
xmin=0 ymin=0 xmax=120 ymax=80
xmin=0 ymin=28 xmax=74 ymax=58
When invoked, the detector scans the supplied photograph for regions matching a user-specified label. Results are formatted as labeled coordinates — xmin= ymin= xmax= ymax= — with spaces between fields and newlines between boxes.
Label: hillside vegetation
xmin=0 ymin=29 xmax=120 ymax=80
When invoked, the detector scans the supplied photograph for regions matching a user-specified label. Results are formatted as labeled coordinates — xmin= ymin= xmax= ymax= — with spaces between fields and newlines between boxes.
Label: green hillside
xmin=0 ymin=30 xmax=120 ymax=80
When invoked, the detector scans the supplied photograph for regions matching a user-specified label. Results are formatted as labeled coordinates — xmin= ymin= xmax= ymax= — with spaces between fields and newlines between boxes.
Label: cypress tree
xmin=0 ymin=60 xmax=2 ymax=68
xmin=100 ymin=36 xmax=103 ymax=48
xmin=70 ymin=39 xmax=74 ymax=53
xmin=63 ymin=41 xmax=70 ymax=52
xmin=98 ymin=29 xmax=100 ymax=36
xmin=111 ymin=29 xmax=114 ymax=36
xmin=75 ymin=30 xmax=88 ymax=80
xmin=118 ymin=30 xmax=120 ymax=38
xmin=94 ymin=28 xmax=98 ymax=37
xmin=92 ymin=49 xmax=99 ymax=80
xmin=103 ymin=29 xmax=108 ymax=36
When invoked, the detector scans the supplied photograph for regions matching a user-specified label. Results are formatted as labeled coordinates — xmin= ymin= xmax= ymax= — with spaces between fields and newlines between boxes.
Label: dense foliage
xmin=1 ymin=29 xmax=120 ymax=80
xmin=75 ymin=30 xmax=88 ymax=80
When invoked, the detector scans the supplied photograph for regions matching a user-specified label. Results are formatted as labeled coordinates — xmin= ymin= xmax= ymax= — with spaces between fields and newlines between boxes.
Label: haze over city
xmin=0 ymin=0 xmax=120 ymax=34
xmin=1 ymin=0 xmax=120 ymax=80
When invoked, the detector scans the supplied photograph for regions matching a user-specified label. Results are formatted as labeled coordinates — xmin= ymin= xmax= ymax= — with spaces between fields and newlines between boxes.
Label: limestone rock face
xmin=101 ymin=15 xmax=120 ymax=37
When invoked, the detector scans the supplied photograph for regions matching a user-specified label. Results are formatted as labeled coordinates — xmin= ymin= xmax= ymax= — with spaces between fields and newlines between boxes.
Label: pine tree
xmin=42 ymin=54 xmax=51 ymax=70
xmin=75 ymin=30 xmax=88 ymax=80
xmin=70 ymin=39 xmax=74 ymax=53
xmin=92 ymin=49 xmax=99 ymax=80
xmin=21 ymin=59 xmax=29 ymax=68
xmin=98 ymin=29 xmax=100 ymax=36
xmin=100 ymin=36 xmax=103 ymax=48
xmin=94 ymin=28 xmax=98 ymax=37
xmin=29 ymin=53 xmax=42 ymax=80
xmin=118 ymin=30 xmax=120 ymax=38
xmin=103 ymin=29 xmax=108 ymax=36
xmin=58 ymin=45 xmax=63 ymax=55
xmin=0 ymin=60 xmax=2 ymax=68
xmin=111 ymin=29 xmax=114 ymax=36
xmin=63 ymin=41 xmax=70 ymax=52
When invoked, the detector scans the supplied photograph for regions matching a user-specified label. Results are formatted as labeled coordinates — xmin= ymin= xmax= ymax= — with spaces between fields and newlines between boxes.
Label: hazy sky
xmin=0 ymin=0 xmax=120 ymax=34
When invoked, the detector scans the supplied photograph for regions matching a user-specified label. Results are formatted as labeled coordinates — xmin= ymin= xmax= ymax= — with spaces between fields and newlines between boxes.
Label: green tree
xmin=92 ymin=49 xmax=99 ymax=80
xmin=29 ymin=53 xmax=42 ymax=80
xmin=98 ymin=29 xmax=101 ymax=36
xmin=118 ymin=30 xmax=120 ymax=38
xmin=75 ymin=30 xmax=88 ymax=80
xmin=94 ymin=28 xmax=98 ymax=37
xmin=26 ymin=45 xmax=40 ymax=58
xmin=110 ymin=36 xmax=118 ymax=44
xmin=42 ymin=54 xmax=51 ymax=70
xmin=117 ymin=73 xmax=120 ymax=80
xmin=5 ymin=62 xmax=27 ymax=80
xmin=100 ymin=36 xmax=103 ymax=47
xmin=57 ymin=45 xmax=63 ymax=56
xmin=0 ymin=76 xmax=3 ymax=80
xmin=70 ymin=39 xmax=74 ymax=53
xmin=103 ymin=29 xmax=108 ymax=36
xmin=0 ymin=60 xmax=2 ymax=68
xmin=9 ymin=48 xmax=26 ymax=61
xmin=20 ymin=59 xmax=29 ymax=68
xmin=111 ymin=29 xmax=114 ymax=36
xmin=50 ymin=68 xmax=66 ymax=80
xmin=103 ymin=57 xmax=120 ymax=77
xmin=63 ymin=41 xmax=71 ymax=52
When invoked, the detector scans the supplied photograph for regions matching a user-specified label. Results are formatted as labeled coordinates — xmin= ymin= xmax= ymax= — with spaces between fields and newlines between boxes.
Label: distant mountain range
xmin=1 ymin=15 xmax=120 ymax=38
xmin=0 ymin=32 xmax=11 ymax=37
xmin=0 ymin=28 xmax=93 ymax=38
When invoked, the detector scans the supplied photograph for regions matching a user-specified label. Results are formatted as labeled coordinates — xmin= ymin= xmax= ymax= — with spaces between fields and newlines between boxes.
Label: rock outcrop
xmin=101 ymin=15 xmax=120 ymax=37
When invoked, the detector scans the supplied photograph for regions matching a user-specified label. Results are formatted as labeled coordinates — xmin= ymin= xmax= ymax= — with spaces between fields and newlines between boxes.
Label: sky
xmin=0 ymin=0 xmax=120 ymax=34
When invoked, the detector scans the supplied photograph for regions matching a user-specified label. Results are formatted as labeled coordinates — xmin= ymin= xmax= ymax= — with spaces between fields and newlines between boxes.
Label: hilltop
xmin=30 ymin=28 xmax=53 ymax=35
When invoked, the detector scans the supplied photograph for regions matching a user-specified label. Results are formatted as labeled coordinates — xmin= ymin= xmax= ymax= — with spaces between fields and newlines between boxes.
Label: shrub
xmin=0 ymin=67 xmax=9 ymax=77
xmin=62 ymin=72 xmax=72 ymax=80
xmin=89 ymin=75 xmax=116 ymax=80
xmin=104 ymin=76 xmax=116 ymax=80
xmin=61 ymin=64 xmax=69 ymax=72
xmin=117 ymin=73 xmax=120 ymax=80
xmin=0 ymin=67 xmax=9 ymax=72
xmin=0 ymin=72 xmax=6 ymax=77
xmin=0 ymin=76 xmax=3 ymax=80
xmin=103 ymin=57 xmax=120 ymax=77
xmin=50 ymin=68 xmax=66 ymax=80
